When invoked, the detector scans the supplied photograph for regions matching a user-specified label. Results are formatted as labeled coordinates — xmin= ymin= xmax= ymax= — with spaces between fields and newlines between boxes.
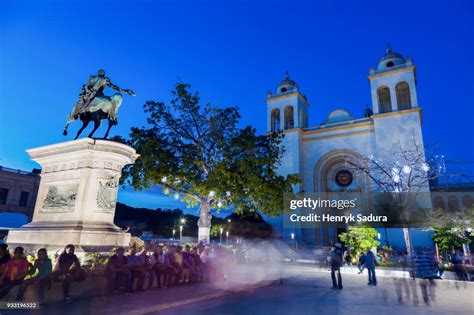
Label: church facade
xmin=266 ymin=47 xmax=434 ymax=250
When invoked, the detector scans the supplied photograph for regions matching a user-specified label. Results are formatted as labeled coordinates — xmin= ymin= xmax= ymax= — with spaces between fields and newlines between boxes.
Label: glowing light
xmin=217 ymin=200 xmax=223 ymax=208
xmin=402 ymin=165 xmax=411 ymax=174
xmin=161 ymin=176 xmax=167 ymax=183
xmin=422 ymin=163 xmax=430 ymax=172
xmin=393 ymin=175 xmax=400 ymax=183
xmin=290 ymin=233 xmax=295 ymax=240
xmin=226 ymin=191 xmax=231 ymax=197
xmin=180 ymin=218 xmax=186 ymax=224
xmin=174 ymin=192 xmax=180 ymax=200
xmin=209 ymin=190 xmax=216 ymax=197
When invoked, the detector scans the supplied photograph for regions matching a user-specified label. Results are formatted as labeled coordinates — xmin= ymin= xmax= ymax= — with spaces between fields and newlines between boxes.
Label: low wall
xmin=2 ymin=276 xmax=107 ymax=303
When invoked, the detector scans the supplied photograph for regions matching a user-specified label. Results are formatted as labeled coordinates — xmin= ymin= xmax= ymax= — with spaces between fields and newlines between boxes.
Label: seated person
xmin=126 ymin=246 xmax=146 ymax=292
xmin=182 ymin=245 xmax=194 ymax=284
xmin=190 ymin=247 xmax=203 ymax=282
xmin=164 ymin=246 xmax=178 ymax=286
xmin=0 ymin=244 xmax=11 ymax=279
xmin=140 ymin=246 xmax=155 ymax=289
xmin=152 ymin=245 xmax=171 ymax=289
xmin=53 ymin=244 xmax=86 ymax=303
xmin=200 ymin=246 xmax=214 ymax=281
xmin=173 ymin=246 xmax=187 ymax=285
xmin=105 ymin=247 xmax=130 ymax=295
xmin=0 ymin=247 xmax=30 ymax=300
xmin=17 ymin=248 xmax=52 ymax=302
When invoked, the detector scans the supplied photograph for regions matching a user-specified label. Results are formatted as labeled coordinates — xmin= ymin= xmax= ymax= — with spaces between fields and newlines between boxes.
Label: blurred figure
xmin=344 ymin=251 xmax=352 ymax=266
xmin=191 ymin=247 xmax=203 ymax=282
xmin=53 ymin=244 xmax=86 ymax=303
xmin=165 ymin=246 xmax=178 ymax=286
xmin=152 ymin=245 xmax=170 ymax=289
xmin=0 ymin=247 xmax=30 ymax=299
xmin=451 ymin=250 xmax=468 ymax=281
xmin=357 ymin=252 xmax=366 ymax=274
xmin=105 ymin=247 xmax=130 ymax=295
xmin=365 ymin=249 xmax=377 ymax=286
xmin=200 ymin=246 xmax=214 ymax=281
xmin=17 ymin=248 xmax=52 ymax=302
xmin=126 ymin=246 xmax=146 ymax=292
xmin=182 ymin=245 xmax=194 ymax=284
xmin=329 ymin=243 xmax=343 ymax=289
xmin=0 ymin=244 xmax=11 ymax=279
xmin=414 ymin=251 xmax=438 ymax=305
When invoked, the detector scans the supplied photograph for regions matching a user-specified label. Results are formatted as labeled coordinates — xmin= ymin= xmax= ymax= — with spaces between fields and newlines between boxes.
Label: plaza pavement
xmin=7 ymin=264 xmax=473 ymax=315
xmin=162 ymin=265 xmax=474 ymax=315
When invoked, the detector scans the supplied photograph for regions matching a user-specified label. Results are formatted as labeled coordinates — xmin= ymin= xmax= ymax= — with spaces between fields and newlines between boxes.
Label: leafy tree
xmin=119 ymin=83 xmax=299 ymax=241
xmin=431 ymin=228 xmax=470 ymax=252
xmin=338 ymin=227 xmax=380 ymax=260
xmin=421 ymin=207 xmax=473 ymax=253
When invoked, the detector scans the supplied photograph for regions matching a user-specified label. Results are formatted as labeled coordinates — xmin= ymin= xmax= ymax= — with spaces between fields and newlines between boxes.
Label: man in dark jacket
xmin=330 ymin=243 xmax=344 ymax=289
xmin=365 ymin=249 xmax=377 ymax=286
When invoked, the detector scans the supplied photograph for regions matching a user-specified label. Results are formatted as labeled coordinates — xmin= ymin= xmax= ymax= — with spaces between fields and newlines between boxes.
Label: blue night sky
xmin=1 ymin=0 xmax=473 ymax=213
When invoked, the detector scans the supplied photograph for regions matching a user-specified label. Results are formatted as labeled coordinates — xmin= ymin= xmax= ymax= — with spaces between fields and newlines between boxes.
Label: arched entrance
xmin=313 ymin=149 xmax=371 ymax=246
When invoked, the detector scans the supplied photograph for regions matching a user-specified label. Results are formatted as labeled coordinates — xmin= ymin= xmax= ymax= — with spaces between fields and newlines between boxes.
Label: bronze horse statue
xmin=63 ymin=93 xmax=124 ymax=140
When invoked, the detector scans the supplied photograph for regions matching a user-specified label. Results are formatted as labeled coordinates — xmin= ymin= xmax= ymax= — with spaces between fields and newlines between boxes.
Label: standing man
xmin=330 ymin=243 xmax=344 ymax=289
xmin=365 ymin=248 xmax=377 ymax=286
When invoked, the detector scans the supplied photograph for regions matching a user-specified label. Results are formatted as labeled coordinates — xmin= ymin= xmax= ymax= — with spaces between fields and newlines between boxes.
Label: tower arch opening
xmin=271 ymin=108 xmax=280 ymax=132
xmin=284 ymin=105 xmax=294 ymax=130
xmin=396 ymin=81 xmax=412 ymax=110
xmin=377 ymin=86 xmax=392 ymax=113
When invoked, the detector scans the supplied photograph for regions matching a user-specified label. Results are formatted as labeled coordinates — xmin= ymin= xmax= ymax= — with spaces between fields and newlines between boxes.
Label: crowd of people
xmin=0 ymin=242 xmax=230 ymax=303
xmin=105 ymin=243 xmax=228 ymax=295
xmin=0 ymin=243 xmax=86 ymax=303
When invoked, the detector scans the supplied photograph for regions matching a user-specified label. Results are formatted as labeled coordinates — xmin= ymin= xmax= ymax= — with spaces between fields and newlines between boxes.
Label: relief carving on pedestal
xmin=42 ymin=184 xmax=78 ymax=212
xmin=96 ymin=179 xmax=118 ymax=213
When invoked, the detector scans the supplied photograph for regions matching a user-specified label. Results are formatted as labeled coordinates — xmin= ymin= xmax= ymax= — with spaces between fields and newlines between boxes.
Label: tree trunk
xmin=197 ymin=200 xmax=211 ymax=243
xmin=403 ymin=227 xmax=413 ymax=256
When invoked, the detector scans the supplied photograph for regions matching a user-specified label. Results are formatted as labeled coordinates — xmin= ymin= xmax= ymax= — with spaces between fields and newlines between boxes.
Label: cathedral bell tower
xmin=266 ymin=72 xmax=309 ymax=133
xmin=368 ymin=44 xmax=419 ymax=114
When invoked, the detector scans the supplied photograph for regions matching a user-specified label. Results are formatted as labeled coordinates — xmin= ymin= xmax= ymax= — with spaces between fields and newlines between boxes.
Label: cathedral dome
xmin=376 ymin=45 xmax=406 ymax=71
xmin=277 ymin=71 xmax=297 ymax=94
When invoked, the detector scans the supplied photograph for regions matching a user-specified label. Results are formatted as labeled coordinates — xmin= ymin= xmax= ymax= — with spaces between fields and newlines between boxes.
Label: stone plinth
xmin=6 ymin=138 xmax=138 ymax=254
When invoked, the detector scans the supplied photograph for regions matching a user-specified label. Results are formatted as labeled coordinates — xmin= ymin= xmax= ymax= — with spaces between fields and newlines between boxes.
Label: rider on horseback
xmin=63 ymin=69 xmax=135 ymax=135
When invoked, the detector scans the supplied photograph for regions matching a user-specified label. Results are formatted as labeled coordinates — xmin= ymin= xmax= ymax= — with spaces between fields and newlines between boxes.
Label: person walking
xmin=365 ymin=249 xmax=377 ymax=286
xmin=357 ymin=252 xmax=366 ymax=274
xmin=330 ymin=243 xmax=344 ymax=289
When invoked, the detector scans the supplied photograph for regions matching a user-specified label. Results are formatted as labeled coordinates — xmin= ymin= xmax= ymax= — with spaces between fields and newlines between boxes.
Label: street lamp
xmin=226 ymin=231 xmax=229 ymax=244
xmin=172 ymin=229 xmax=176 ymax=239
xmin=220 ymin=227 xmax=223 ymax=243
xmin=180 ymin=218 xmax=186 ymax=224
xmin=179 ymin=225 xmax=183 ymax=242
xmin=227 ymin=219 xmax=231 ymax=223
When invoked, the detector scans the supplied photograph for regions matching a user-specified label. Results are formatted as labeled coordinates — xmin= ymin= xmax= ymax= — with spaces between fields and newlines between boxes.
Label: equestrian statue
xmin=63 ymin=69 xmax=135 ymax=140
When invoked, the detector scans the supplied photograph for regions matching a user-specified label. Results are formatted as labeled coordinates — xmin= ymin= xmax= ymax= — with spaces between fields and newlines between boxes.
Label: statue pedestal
xmin=6 ymin=138 xmax=138 ymax=255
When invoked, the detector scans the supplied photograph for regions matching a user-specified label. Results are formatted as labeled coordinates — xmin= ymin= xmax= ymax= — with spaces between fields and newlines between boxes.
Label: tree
xmin=338 ymin=227 xmax=380 ymax=260
xmin=119 ymin=83 xmax=298 ymax=241
xmin=346 ymin=136 xmax=446 ymax=255
xmin=421 ymin=207 xmax=473 ymax=255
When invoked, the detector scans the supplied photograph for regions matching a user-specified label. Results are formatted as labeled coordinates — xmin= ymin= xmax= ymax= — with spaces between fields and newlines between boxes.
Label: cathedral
xmin=266 ymin=46 xmax=434 ymax=250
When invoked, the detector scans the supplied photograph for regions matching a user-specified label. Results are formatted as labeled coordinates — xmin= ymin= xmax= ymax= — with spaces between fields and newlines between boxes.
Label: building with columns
xmin=266 ymin=46 xmax=435 ymax=250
